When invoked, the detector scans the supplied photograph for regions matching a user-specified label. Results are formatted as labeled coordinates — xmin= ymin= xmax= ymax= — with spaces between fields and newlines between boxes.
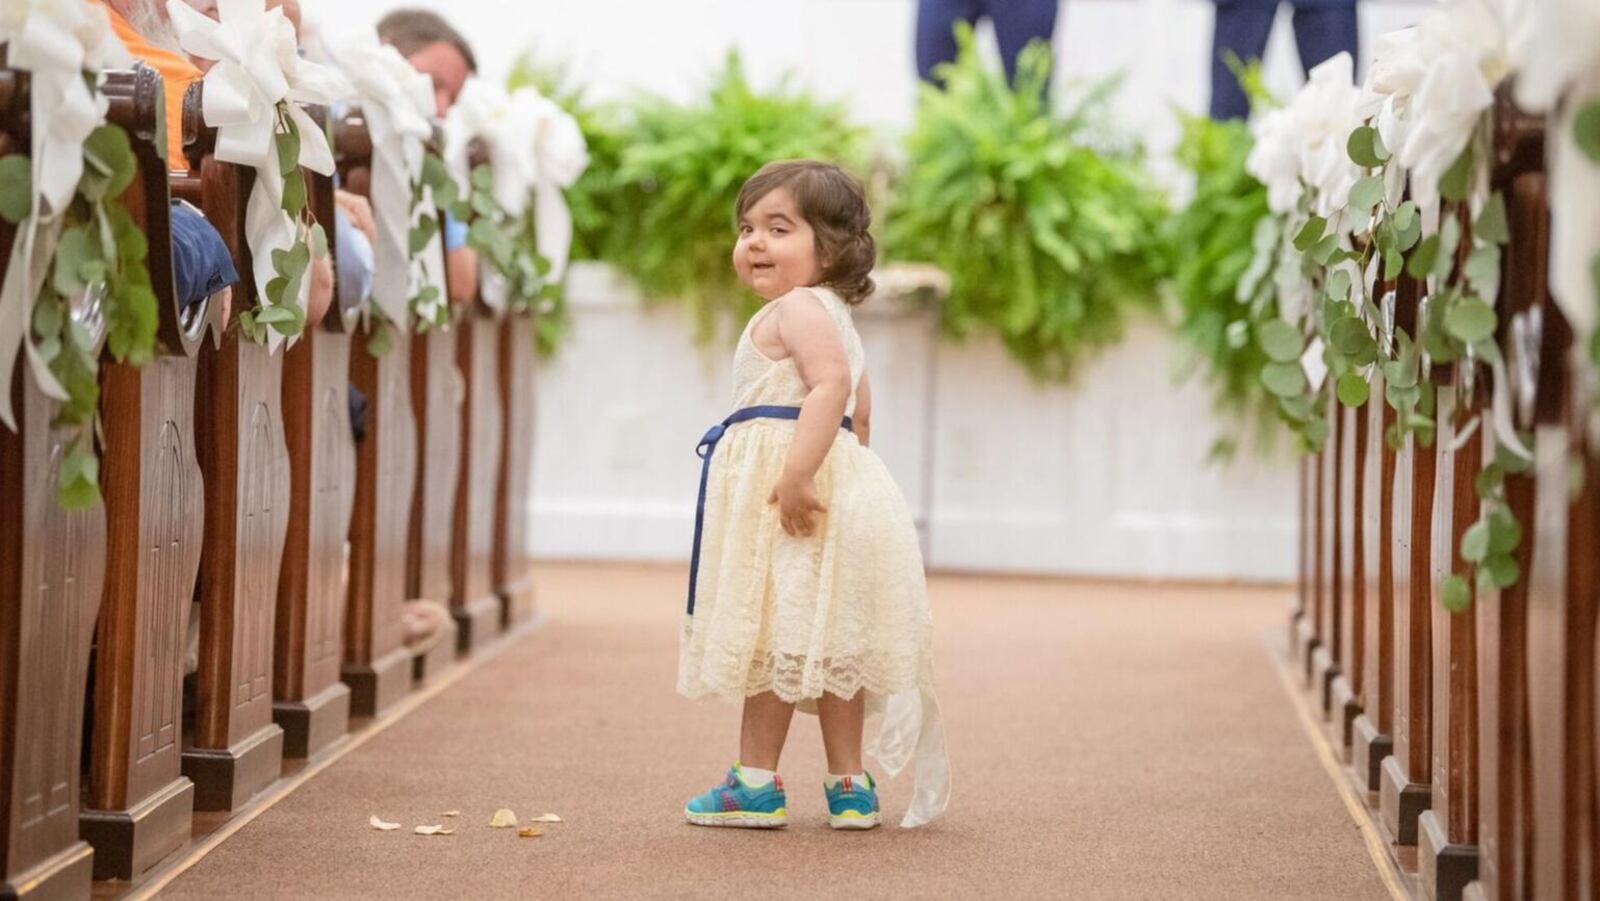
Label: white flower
xmin=1509 ymin=0 xmax=1600 ymax=113
xmin=1293 ymin=54 xmax=1364 ymax=222
xmin=1385 ymin=0 xmax=1510 ymax=211
xmin=445 ymin=79 xmax=590 ymax=283
xmin=1246 ymin=106 xmax=1301 ymax=216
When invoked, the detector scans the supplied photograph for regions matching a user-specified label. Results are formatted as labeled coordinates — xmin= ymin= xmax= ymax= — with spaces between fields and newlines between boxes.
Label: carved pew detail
xmin=494 ymin=311 xmax=537 ymax=626
xmin=1352 ymin=283 xmax=1399 ymax=792
xmin=1381 ymin=273 xmax=1435 ymax=847
xmin=0 ymin=67 xmax=110 ymax=900
xmin=273 ymin=116 xmax=356 ymax=758
xmin=334 ymin=112 xmax=419 ymax=716
xmin=1418 ymin=362 xmax=1484 ymax=900
xmin=173 ymin=84 xmax=290 ymax=812
xmin=407 ymin=314 xmax=462 ymax=674
xmin=1312 ymin=393 xmax=1345 ymax=714
xmin=80 ymin=65 xmax=206 ymax=882
xmin=450 ymin=299 xmax=503 ymax=652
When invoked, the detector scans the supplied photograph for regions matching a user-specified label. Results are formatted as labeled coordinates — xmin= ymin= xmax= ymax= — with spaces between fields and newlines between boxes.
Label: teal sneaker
xmin=825 ymin=773 xmax=880 ymax=830
xmin=684 ymin=763 xmax=788 ymax=828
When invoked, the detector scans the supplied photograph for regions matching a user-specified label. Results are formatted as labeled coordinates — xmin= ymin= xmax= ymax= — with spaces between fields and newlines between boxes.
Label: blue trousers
xmin=915 ymin=0 xmax=1059 ymax=84
xmin=1209 ymin=0 xmax=1359 ymax=120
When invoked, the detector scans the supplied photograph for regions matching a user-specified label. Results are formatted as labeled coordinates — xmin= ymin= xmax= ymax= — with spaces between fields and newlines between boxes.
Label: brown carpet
xmin=160 ymin=563 xmax=1389 ymax=900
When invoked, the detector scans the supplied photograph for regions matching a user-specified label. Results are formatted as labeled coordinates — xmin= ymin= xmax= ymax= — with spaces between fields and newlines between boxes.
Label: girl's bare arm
xmin=776 ymin=289 xmax=851 ymax=484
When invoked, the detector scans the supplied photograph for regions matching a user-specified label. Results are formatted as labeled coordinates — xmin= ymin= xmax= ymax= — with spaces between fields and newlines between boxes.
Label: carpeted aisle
xmin=160 ymin=563 xmax=1390 ymax=900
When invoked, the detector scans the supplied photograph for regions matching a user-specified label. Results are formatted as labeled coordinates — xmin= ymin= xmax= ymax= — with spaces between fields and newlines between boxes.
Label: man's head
xmin=377 ymin=9 xmax=477 ymax=116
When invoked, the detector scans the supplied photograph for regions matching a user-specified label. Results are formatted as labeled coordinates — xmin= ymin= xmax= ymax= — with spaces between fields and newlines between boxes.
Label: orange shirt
xmin=91 ymin=0 xmax=201 ymax=167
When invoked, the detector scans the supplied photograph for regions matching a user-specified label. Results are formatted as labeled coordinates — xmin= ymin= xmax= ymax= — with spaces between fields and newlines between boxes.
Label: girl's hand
xmin=768 ymin=473 xmax=827 ymax=537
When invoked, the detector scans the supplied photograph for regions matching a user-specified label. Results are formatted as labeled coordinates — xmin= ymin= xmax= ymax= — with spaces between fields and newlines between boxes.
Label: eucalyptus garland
xmin=886 ymin=25 xmax=1169 ymax=381
xmin=363 ymin=149 xmax=455 ymax=358
xmin=236 ymin=102 xmax=328 ymax=345
xmin=0 ymin=120 xmax=158 ymax=509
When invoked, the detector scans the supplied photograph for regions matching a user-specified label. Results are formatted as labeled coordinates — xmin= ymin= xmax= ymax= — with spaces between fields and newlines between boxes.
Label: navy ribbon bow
xmin=686 ymin=405 xmax=852 ymax=615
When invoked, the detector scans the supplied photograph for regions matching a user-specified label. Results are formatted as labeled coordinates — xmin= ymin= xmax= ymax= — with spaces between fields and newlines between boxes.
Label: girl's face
xmin=733 ymin=188 xmax=821 ymax=301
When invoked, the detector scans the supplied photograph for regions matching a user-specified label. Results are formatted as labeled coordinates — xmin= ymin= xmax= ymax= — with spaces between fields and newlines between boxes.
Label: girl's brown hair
xmin=735 ymin=160 xmax=876 ymax=304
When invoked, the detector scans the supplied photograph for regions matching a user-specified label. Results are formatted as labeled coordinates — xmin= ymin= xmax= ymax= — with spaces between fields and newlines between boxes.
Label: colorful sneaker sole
xmin=828 ymin=809 xmax=880 ymax=830
xmin=685 ymin=808 xmax=788 ymax=829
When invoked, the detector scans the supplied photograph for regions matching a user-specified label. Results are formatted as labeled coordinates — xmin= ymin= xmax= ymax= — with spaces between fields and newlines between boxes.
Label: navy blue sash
xmin=687 ymin=405 xmax=853 ymax=615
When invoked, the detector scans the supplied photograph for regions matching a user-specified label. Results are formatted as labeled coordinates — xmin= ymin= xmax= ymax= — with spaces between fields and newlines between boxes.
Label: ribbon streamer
xmin=333 ymin=33 xmax=436 ymax=327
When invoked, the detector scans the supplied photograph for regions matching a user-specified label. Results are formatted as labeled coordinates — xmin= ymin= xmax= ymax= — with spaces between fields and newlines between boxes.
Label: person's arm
xmin=447 ymin=246 xmax=478 ymax=304
xmin=853 ymin=370 xmax=872 ymax=448
xmin=767 ymin=289 xmax=851 ymax=537
xmin=441 ymin=212 xmax=478 ymax=303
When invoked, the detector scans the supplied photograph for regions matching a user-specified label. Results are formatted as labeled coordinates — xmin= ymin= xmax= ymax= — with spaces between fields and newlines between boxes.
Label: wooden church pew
xmin=494 ymin=311 xmax=537 ymax=627
xmin=332 ymin=110 xmax=420 ymax=716
xmin=0 ymin=65 xmax=110 ymax=900
xmin=272 ymin=107 xmax=356 ymax=758
xmin=170 ymin=83 xmax=308 ymax=812
xmin=79 ymin=65 xmax=206 ymax=882
xmin=1381 ymin=270 xmax=1435 ymax=848
xmin=449 ymin=274 xmax=503 ymax=652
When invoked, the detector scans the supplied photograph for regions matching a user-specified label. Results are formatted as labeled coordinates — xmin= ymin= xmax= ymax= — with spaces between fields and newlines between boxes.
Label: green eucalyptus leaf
xmin=281 ymin=172 xmax=307 ymax=218
xmin=1303 ymin=417 xmax=1330 ymax=449
xmin=1348 ymin=175 xmax=1384 ymax=213
xmin=1445 ymin=297 xmax=1497 ymax=344
xmin=1440 ymin=146 xmax=1474 ymax=203
xmin=1258 ymin=320 xmax=1303 ymax=363
xmin=0 ymin=154 xmax=33 ymax=223
xmin=1476 ymin=192 xmax=1510 ymax=245
xmin=1574 ymin=99 xmax=1600 ymax=163
xmin=1463 ymin=245 xmax=1501 ymax=295
xmin=1483 ymin=553 xmax=1520 ymax=589
xmin=1336 ymin=372 xmax=1370 ymax=407
xmin=1393 ymin=201 xmax=1418 ymax=232
xmin=1325 ymin=269 xmax=1352 ymax=301
xmin=1294 ymin=216 xmax=1327 ymax=252
xmin=1488 ymin=507 xmax=1522 ymax=555
xmin=1408 ymin=234 xmax=1440 ymax=280
xmin=52 ymin=226 xmax=98 ymax=296
xmin=84 ymin=125 xmax=137 ymax=198
xmin=276 ymin=125 xmax=301 ymax=179
xmin=1347 ymin=125 xmax=1388 ymax=168
xmin=309 ymin=222 xmax=328 ymax=259
xmin=1462 ymin=519 xmax=1492 ymax=563
xmin=1441 ymin=574 xmax=1472 ymax=613
xmin=1262 ymin=361 xmax=1308 ymax=397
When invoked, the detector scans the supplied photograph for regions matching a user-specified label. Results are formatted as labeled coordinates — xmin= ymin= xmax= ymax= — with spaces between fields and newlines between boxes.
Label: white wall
xmin=535 ymin=265 xmax=1302 ymax=582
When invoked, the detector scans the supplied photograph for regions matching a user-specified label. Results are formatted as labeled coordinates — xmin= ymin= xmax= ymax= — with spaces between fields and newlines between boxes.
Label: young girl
xmin=677 ymin=160 xmax=949 ymax=830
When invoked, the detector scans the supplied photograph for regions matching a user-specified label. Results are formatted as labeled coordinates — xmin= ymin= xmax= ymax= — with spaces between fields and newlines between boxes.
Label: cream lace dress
xmin=676 ymin=286 xmax=950 ymax=827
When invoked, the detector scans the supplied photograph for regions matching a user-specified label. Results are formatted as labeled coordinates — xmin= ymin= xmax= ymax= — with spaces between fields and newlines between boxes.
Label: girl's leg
xmin=739 ymin=692 xmax=797 ymax=769
xmin=816 ymin=691 xmax=866 ymax=774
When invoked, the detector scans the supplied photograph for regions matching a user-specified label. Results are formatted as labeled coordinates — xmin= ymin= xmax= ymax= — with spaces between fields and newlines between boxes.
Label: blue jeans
xmin=1209 ymin=0 xmax=1359 ymax=120
xmin=915 ymin=0 xmax=1059 ymax=84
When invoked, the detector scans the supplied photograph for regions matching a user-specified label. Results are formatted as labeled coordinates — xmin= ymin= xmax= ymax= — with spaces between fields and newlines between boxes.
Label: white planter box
xmin=530 ymin=262 xmax=1298 ymax=582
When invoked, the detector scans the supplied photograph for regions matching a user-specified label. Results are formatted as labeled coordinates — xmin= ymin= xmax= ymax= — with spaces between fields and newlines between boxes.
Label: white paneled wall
xmin=535 ymin=265 xmax=1301 ymax=581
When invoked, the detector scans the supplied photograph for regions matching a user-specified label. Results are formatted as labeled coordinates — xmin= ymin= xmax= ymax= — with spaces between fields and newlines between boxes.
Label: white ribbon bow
xmin=333 ymin=32 xmax=437 ymax=328
xmin=167 ymin=0 xmax=352 ymax=352
xmin=0 ymin=0 xmax=129 ymax=430
xmin=444 ymin=78 xmax=588 ymax=305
